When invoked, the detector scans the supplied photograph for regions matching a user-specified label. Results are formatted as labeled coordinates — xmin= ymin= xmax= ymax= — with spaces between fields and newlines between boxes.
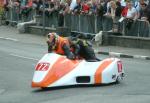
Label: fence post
xmin=17 ymin=7 xmax=19 ymax=23
xmin=122 ymin=20 xmax=125 ymax=36
xmin=79 ymin=15 xmax=81 ymax=32
xmin=10 ymin=7 xmax=13 ymax=25
xmin=145 ymin=21 xmax=150 ymax=37
xmin=64 ymin=15 xmax=66 ymax=27
xmin=95 ymin=15 xmax=97 ymax=33
xmin=137 ymin=20 xmax=140 ymax=37
xmin=42 ymin=0 xmax=46 ymax=35
xmin=148 ymin=22 xmax=150 ymax=37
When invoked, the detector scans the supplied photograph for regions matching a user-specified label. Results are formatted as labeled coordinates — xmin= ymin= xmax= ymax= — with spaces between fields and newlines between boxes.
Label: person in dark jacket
xmin=69 ymin=35 xmax=100 ymax=61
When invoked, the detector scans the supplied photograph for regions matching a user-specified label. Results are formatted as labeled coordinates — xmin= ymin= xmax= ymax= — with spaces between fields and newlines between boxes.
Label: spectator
xmin=70 ymin=0 xmax=81 ymax=12
xmin=20 ymin=0 xmax=27 ymax=7
xmin=13 ymin=0 xmax=20 ymax=7
xmin=73 ymin=0 xmax=82 ymax=15
xmin=81 ymin=0 xmax=90 ymax=14
xmin=134 ymin=0 xmax=146 ymax=19
xmin=63 ymin=0 xmax=71 ymax=14
xmin=122 ymin=1 xmax=138 ymax=30
xmin=20 ymin=0 xmax=33 ymax=18
xmin=139 ymin=2 xmax=147 ymax=19
xmin=13 ymin=0 xmax=20 ymax=19
xmin=57 ymin=1 xmax=66 ymax=26
xmin=104 ymin=1 xmax=122 ymax=32
xmin=106 ymin=1 xmax=122 ymax=19
xmin=40 ymin=0 xmax=55 ymax=17
xmin=116 ymin=1 xmax=122 ymax=17
xmin=88 ymin=0 xmax=97 ymax=15
xmin=96 ymin=1 xmax=105 ymax=17
xmin=36 ymin=0 xmax=43 ymax=15
xmin=141 ymin=1 xmax=150 ymax=23
xmin=120 ymin=0 xmax=126 ymax=7
xmin=134 ymin=0 xmax=144 ymax=11
xmin=3 ymin=0 xmax=9 ymax=11
xmin=103 ymin=0 xmax=111 ymax=14
xmin=32 ymin=0 xmax=38 ymax=10
xmin=46 ymin=0 xmax=55 ymax=16
xmin=126 ymin=1 xmax=138 ymax=20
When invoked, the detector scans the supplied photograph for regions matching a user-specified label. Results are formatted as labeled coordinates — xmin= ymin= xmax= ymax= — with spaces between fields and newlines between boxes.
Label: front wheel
xmin=41 ymin=87 xmax=49 ymax=90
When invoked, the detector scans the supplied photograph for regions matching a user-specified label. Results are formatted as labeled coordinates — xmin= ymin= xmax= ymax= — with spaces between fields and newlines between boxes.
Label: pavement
xmin=94 ymin=45 xmax=150 ymax=60
xmin=0 ymin=25 xmax=150 ymax=60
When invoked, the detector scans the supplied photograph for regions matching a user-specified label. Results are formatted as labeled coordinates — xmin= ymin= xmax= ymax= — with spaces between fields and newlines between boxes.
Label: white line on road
xmin=10 ymin=53 xmax=38 ymax=61
xmin=0 ymin=36 xmax=19 ymax=42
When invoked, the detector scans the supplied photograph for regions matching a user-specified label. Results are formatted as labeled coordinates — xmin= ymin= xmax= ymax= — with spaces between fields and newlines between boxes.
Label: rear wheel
xmin=116 ymin=73 xmax=125 ymax=83
xmin=116 ymin=76 xmax=122 ymax=83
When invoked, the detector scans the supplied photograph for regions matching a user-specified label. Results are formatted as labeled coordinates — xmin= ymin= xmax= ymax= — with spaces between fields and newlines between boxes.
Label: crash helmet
xmin=47 ymin=32 xmax=59 ymax=49
xmin=48 ymin=32 xmax=59 ymax=41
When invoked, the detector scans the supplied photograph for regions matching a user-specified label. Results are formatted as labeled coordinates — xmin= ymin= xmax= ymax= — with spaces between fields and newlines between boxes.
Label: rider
xmin=69 ymin=34 xmax=99 ymax=61
xmin=47 ymin=32 xmax=75 ymax=60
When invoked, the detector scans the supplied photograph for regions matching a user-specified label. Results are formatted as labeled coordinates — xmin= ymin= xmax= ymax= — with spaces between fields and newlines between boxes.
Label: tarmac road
xmin=0 ymin=31 xmax=150 ymax=103
xmin=0 ymin=34 xmax=150 ymax=103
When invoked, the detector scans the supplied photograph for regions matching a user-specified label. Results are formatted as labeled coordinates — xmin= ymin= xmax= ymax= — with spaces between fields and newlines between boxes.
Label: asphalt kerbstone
xmin=95 ymin=50 xmax=150 ymax=60
xmin=146 ymin=57 xmax=150 ymax=60
xmin=120 ymin=54 xmax=134 ymax=58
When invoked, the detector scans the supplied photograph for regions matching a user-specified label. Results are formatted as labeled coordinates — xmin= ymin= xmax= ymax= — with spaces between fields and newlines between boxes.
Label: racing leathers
xmin=47 ymin=33 xmax=75 ymax=60
xmin=69 ymin=37 xmax=99 ymax=61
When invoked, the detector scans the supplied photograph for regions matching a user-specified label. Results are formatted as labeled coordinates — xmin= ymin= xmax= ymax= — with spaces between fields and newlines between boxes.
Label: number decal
xmin=35 ymin=63 xmax=50 ymax=71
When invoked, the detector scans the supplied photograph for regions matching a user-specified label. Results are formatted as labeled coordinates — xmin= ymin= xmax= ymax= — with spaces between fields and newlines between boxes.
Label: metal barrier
xmin=102 ymin=16 xmax=113 ymax=31
xmin=139 ymin=20 xmax=150 ymax=37
xmin=64 ymin=14 xmax=114 ymax=33
xmin=83 ymin=15 xmax=95 ymax=33
xmin=71 ymin=14 xmax=79 ymax=31
xmin=42 ymin=12 xmax=58 ymax=27
xmin=5 ymin=6 xmax=36 ymax=23
xmin=64 ymin=14 xmax=110 ymax=33
xmin=121 ymin=19 xmax=150 ymax=37
xmin=5 ymin=8 xmax=11 ymax=22
xmin=5 ymin=6 xmax=19 ymax=23
xmin=41 ymin=14 xmax=150 ymax=37
xmin=96 ymin=16 xmax=103 ymax=32
xmin=64 ymin=14 xmax=71 ymax=28
xmin=3 ymin=7 xmax=150 ymax=37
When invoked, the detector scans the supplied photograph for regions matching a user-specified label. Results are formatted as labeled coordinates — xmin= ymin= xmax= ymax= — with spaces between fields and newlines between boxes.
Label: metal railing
xmin=5 ymin=6 xmax=35 ymax=24
xmin=64 ymin=14 xmax=150 ymax=37
xmin=3 ymin=7 xmax=150 ymax=37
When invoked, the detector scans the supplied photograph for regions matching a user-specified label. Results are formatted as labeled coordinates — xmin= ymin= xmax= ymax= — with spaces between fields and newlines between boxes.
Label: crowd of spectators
xmin=1 ymin=0 xmax=150 ymax=27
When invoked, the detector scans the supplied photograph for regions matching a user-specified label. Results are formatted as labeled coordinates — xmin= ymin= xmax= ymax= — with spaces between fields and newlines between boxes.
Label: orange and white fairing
xmin=31 ymin=53 xmax=125 ymax=88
